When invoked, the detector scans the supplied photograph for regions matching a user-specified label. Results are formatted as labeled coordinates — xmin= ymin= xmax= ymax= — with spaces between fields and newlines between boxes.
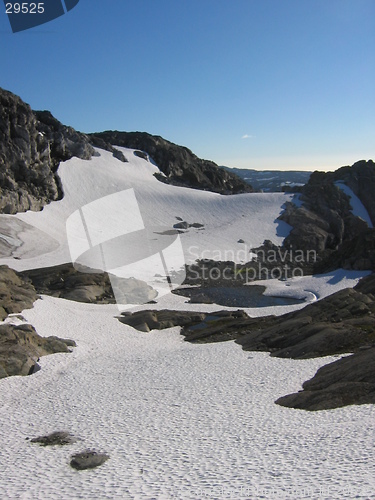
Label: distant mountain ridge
xmin=223 ymin=166 xmax=312 ymax=192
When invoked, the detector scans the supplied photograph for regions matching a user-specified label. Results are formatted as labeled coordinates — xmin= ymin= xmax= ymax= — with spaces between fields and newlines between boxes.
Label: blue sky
xmin=1 ymin=0 xmax=374 ymax=170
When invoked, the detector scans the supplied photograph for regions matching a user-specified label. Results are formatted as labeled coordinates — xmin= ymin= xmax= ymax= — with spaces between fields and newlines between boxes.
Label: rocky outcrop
xmin=30 ymin=431 xmax=77 ymax=446
xmin=0 ymin=323 xmax=75 ymax=378
xmin=21 ymin=263 xmax=115 ymax=304
xmin=316 ymin=228 xmax=375 ymax=272
xmin=89 ymin=131 xmax=253 ymax=195
xmin=276 ymin=347 xmax=375 ymax=410
xmin=277 ymin=160 xmax=375 ymax=275
xmin=0 ymin=264 xmax=76 ymax=378
xmin=118 ymin=309 xmax=249 ymax=341
xmin=280 ymin=181 xmax=364 ymax=254
xmin=236 ymin=274 xmax=375 ymax=359
xmin=21 ymin=263 xmax=157 ymax=305
xmin=0 ymin=87 xmax=96 ymax=214
xmin=0 ymin=265 xmax=38 ymax=320
xmin=332 ymin=160 xmax=375 ymax=226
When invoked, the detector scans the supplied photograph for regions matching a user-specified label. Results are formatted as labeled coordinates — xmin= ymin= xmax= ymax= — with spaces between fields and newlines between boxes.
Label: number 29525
xmin=5 ymin=3 xmax=45 ymax=14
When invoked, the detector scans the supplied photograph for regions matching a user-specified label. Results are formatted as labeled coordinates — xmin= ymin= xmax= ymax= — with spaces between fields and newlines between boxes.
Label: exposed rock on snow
xmin=22 ymin=263 xmax=158 ymax=305
xmin=236 ymin=274 xmax=375 ymax=359
xmin=30 ymin=431 xmax=77 ymax=446
xmin=118 ymin=309 xmax=249 ymax=341
xmin=0 ymin=265 xmax=37 ymax=320
xmin=70 ymin=450 xmax=109 ymax=471
xmin=0 ymin=323 xmax=75 ymax=378
xmin=279 ymin=162 xmax=375 ymax=270
xmin=276 ymin=347 xmax=375 ymax=410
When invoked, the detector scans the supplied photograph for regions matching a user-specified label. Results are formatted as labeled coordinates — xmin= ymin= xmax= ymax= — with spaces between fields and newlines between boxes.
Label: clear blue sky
xmin=1 ymin=0 xmax=374 ymax=171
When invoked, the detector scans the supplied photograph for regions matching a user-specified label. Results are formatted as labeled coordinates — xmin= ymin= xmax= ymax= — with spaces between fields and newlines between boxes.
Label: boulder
xmin=0 ymin=323 xmax=75 ymax=378
xmin=70 ymin=450 xmax=109 ymax=471
xmin=0 ymin=265 xmax=38 ymax=320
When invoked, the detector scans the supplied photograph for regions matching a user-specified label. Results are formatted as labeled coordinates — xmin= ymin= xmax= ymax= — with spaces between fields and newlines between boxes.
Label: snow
xmin=0 ymin=295 xmax=373 ymax=499
xmin=335 ymin=181 xmax=373 ymax=228
xmin=0 ymin=148 xmax=293 ymax=271
xmin=0 ymin=148 xmax=374 ymax=498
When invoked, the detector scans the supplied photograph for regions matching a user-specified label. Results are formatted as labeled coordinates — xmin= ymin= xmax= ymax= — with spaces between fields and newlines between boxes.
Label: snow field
xmin=0 ymin=296 xmax=373 ymax=499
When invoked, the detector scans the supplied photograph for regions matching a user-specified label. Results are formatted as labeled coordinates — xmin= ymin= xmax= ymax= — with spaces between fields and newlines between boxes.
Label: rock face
xmin=276 ymin=347 xmax=375 ymax=410
xmin=277 ymin=160 xmax=375 ymax=273
xmin=0 ymin=323 xmax=76 ymax=378
xmin=0 ymin=87 xmax=96 ymax=214
xmin=331 ymin=160 xmax=375 ymax=226
xmin=0 ymin=264 xmax=76 ymax=378
xmin=89 ymin=131 xmax=253 ymax=195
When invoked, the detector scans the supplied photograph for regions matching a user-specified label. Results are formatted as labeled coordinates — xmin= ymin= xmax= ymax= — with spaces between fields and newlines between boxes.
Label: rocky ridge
xmin=89 ymin=131 xmax=253 ymax=195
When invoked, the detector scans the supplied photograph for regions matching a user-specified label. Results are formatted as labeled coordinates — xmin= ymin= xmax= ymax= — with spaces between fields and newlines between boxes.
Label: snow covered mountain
xmin=0 ymin=88 xmax=374 ymax=498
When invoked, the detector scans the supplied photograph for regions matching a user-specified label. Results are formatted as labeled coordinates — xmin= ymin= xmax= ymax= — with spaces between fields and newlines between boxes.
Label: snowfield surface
xmin=0 ymin=148 xmax=374 ymax=499
xmin=0 ymin=296 xmax=374 ymax=500
xmin=0 ymin=148 xmax=293 ymax=271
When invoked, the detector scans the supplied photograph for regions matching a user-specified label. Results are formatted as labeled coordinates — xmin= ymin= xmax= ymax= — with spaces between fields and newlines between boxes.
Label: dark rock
xmin=278 ymin=161 xmax=375 ymax=269
xmin=0 ymin=323 xmax=76 ymax=378
xmin=173 ymin=221 xmax=189 ymax=230
xmin=111 ymin=148 xmax=127 ymax=162
xmin=133 ymin=150 xmax=148 ymax=160
xmin=316 ymin=228 xmax=375 ymax=272
xmin=89 ymin=131 xmax=253 ymax=195
xmin=0 ymin=265 xmax=38 ymax=320
xmin=88 ymin=135 xmax=127 ymax=162
xmin=21 ymin=263 xmax=115 ymax=304
xmin=70 ymin=450 xmax=109 ymax=470
xmin=30 ymin=431 xmax=77 ymax=446
xmin=276 ymin=347 xmax=375 ymax=410
xmin=0 ymin=87 xmax=96 ymax=214
xmin=22 ymin=263 xmax=158 ymax=306
xmin=332 ymin=160 xmax=375 ymax=226
xmin=118 ymin=309 xmax=249 ymax=343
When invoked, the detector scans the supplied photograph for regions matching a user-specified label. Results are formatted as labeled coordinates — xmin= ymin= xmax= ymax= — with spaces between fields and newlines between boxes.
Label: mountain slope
xmin=90 ymin=131 xmax=253 ymax=194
